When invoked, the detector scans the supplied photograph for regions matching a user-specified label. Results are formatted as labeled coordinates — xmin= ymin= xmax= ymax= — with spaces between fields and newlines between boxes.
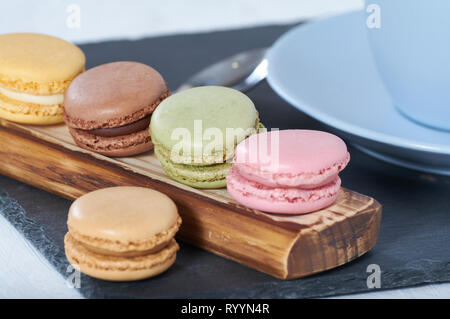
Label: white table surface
xmin=0 ymin=0 xmax=449 ymax=299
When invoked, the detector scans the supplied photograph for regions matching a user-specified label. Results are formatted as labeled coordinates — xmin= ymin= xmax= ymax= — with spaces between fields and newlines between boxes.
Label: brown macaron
xmin=64 ymin=61 xmax=170 ymax=157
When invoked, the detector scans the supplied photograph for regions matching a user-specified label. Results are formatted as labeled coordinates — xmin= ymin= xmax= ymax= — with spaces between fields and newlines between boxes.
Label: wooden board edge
xmin=285 ymin=197 xmax=382 ymax=280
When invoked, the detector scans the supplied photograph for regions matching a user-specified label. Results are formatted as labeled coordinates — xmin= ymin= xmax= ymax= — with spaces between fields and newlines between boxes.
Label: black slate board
xmin=1 ymin=24 xmax=450 ymax=298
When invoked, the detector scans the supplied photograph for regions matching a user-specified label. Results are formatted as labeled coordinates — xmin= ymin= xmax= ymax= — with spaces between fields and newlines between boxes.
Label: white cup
xmin=365 ymin=0 xmax=450 ymax=131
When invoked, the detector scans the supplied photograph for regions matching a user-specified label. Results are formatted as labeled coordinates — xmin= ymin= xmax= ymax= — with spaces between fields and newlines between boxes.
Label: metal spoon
xmin=175 ymin=47 xmax=268 ymax=93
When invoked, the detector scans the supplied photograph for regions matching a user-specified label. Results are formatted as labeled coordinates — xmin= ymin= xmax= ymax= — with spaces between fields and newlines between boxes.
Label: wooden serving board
xmin=0 ymin=119 xmax=381 ymax=279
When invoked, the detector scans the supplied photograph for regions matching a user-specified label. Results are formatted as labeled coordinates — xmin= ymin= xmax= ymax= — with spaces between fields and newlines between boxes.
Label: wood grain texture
xmin=0 ymin=120 xmax=382 ymax=279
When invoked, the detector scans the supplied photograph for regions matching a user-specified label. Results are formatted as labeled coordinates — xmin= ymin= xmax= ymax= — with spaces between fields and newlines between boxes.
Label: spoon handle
xmin=175 ymin=47 xmax=268 ymax=93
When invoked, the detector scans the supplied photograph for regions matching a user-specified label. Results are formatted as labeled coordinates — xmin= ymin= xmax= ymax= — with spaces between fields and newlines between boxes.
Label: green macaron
xmin=150 ymin=86 xmax=263 ymax=189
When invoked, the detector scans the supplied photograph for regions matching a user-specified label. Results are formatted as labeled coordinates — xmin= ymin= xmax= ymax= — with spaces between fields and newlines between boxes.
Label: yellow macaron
xmin=65 ymin=187 xmax=182 ymax=281
xmin=0 ymin=33 xmax=85 ymax=124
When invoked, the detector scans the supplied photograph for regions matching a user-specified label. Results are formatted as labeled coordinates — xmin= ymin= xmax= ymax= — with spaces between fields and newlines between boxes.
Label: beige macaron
xmin=65 ymin=186 xmax=182 ymax=281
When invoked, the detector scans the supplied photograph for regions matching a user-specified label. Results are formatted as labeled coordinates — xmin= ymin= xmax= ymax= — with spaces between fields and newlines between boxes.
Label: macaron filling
xmin=155 ymin=144 xmax=231 ymax=188
xmin=0 ymin=93 xmax=62 ymax=115
xmin=227 ymin=165 xmax=341 ymax=203
xmin=69 ymin=127 xmax=152 ymax=152
xmin=65 ymin=233 xmax=179 ymax=271
xmin=80 ymin=115 xmax=151 ymax=138
xmin=235 ymin=152 xmax=350 ymax=189
xmin=0 ymin=93 xmax=63 ymax=126
xmin=70 ymin=235 xmax=171 ymax=258
xmin=67 ymin=215 xmax=182 ymax=256
xmin=0 ymin=86 xmax=64 ymax=105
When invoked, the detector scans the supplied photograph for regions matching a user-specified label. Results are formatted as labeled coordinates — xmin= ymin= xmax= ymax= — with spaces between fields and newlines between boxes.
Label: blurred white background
xmin=1 ymin=0 xmax=362 ymax=43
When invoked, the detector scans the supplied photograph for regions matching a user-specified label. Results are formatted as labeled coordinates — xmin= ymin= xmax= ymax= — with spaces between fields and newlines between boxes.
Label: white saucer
xmin=267 ymin=11 xmax=450 ymax=175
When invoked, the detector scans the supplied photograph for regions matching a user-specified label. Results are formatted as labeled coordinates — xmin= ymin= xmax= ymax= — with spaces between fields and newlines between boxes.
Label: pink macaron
xmin=226 ymin=129 xmax=350 ymax=214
